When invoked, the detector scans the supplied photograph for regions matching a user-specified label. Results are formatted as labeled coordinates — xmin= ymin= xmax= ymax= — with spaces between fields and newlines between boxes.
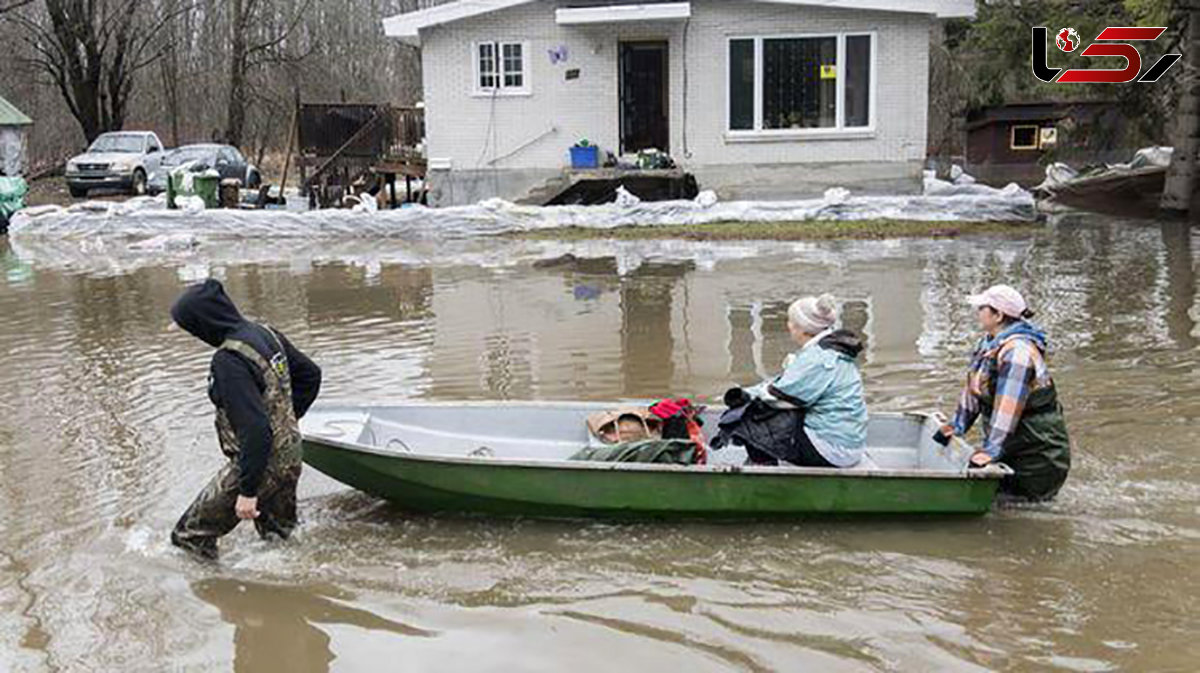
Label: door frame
xmin=618 ymin=39 xmax=670 ymax=156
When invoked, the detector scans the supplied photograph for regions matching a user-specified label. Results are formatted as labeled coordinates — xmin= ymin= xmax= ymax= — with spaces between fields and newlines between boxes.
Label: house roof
xmin=0 ymin=95 xmax=33 ymax=126
xmin=383 ymin=0 xmax=977 ymax=43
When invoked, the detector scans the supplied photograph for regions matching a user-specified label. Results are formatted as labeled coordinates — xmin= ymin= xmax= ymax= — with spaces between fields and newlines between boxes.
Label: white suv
xmin=65 ymin=132 xmax=166 ymax=197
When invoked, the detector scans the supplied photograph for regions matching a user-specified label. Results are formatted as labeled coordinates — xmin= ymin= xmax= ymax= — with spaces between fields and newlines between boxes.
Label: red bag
xmin=650 ymin=398 xmax=708 ymax=465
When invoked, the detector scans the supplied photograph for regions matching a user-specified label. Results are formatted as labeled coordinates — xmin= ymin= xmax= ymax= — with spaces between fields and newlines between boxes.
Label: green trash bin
xmin=0 ymin=176 xmax=29 ymax=233
xmin=192 ymin=173 xmax=220 ymax=209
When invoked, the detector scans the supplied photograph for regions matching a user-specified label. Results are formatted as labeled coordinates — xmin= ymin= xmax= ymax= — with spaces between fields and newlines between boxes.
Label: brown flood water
xmin=0 ymin=215 xmax=1198 ymax=672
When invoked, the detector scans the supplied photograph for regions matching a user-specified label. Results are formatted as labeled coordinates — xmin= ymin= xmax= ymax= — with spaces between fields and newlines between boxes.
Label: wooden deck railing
xmin=297 ymin=103 xmax=425 ymax=186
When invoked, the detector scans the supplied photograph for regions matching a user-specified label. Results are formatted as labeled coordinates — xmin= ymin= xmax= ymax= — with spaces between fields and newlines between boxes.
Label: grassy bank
xmin=505 ymin=219 xmax=1037 ymax=242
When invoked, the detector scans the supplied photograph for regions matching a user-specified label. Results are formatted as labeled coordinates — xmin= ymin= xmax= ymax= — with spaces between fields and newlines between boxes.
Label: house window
xmin=727 ymin=33 xmax=875 ymax=133
xmin=1011 ymin=125 xmax=1039 ymax=150
xmin=763 ymin=36 xmax=837 ymax=129
xmin=729 ymin=39 xmax=756 ymax=130
xmin=844 ymin=35 xmax=872 ymax=128
xmin=502 ymin=43 xmax=524 ymax=88
xmin=476 ymin=41 xmax=529 ymax=94
xmin=478 ymin=43 xmax=498 ymax=89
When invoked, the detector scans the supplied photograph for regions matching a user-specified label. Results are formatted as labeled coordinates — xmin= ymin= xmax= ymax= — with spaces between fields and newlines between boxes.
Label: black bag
xmin=713 ymin=388 xmax=828 ymax=467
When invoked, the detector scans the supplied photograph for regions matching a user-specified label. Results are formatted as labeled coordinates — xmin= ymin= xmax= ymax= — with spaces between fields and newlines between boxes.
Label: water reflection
xmin=1 ymin=215 xmax=1199 ymax=670
xmin=1 ymin=238 xmax=33 ymax=285
xmin=619 ymin=262 xmax=691 ymax=395
xmin=1161 ymin=221 xmax=1198 ymax=349
xmin=192 ymin=578 xmax=436 ymax=673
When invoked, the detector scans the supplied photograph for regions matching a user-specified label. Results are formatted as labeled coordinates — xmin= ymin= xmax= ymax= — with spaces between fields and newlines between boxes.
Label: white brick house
xmin=385 ymin=0 xmax=974 ymax=206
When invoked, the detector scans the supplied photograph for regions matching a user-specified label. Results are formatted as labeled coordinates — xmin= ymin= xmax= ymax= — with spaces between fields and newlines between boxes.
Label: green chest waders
xmin=981 ymin=385 xmax=1072 ymax=501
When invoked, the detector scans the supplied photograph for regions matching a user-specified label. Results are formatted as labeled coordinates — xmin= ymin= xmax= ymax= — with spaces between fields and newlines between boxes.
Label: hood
xmin=818 ymin=329 xmax=864 ymax=359
xmin=993 ymin=320 xmax=1048 ymax=353
xmin=170 ymin=279 xmax=245 ymax=347
xmin=70 ymin=152 xmax=142 ymax=165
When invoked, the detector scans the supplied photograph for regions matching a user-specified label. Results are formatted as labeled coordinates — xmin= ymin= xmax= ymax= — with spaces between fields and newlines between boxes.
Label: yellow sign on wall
xmin=820 ymin=64 xmax=838 ymax=80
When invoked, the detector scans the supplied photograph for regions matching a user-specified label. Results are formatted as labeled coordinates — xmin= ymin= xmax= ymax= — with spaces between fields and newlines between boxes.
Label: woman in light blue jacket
xmin=717 ymin=294 xmax=868 ymax=468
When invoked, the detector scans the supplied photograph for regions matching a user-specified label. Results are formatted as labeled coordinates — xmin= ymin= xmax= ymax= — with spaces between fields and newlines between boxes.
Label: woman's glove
xmin=723 ymin=387 xmax=751 ymax=409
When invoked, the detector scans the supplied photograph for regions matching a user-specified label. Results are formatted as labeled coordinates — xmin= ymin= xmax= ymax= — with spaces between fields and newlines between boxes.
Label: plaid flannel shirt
xmin=952 ymin=334 xmax=1049 ymax=458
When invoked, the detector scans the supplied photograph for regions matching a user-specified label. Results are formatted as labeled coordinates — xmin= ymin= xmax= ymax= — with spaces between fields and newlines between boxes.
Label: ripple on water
xmin=1 ymin=217 xmax=1198 ymax=671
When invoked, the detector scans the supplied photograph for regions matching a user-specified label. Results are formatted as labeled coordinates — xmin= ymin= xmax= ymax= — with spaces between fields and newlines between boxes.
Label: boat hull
xmin=301 ymin=438 xmax=1002 ymax=519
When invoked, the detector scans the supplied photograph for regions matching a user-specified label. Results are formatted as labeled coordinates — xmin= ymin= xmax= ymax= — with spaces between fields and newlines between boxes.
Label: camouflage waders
xmin=172 ymin=329 xmax=304 ymax=559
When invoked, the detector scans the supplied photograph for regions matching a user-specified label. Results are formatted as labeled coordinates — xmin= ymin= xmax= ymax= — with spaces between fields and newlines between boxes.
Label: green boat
xmin=300 ymin=402 xmax=1012 ymax=519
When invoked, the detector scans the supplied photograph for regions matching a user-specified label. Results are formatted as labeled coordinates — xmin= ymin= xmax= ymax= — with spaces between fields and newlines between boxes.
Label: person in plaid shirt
xmin=941 ymin=285 xmax=1071 ymax=501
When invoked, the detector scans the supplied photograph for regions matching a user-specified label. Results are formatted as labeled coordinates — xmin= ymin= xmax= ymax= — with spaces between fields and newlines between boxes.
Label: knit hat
xmin=788 ymin=293 xmax=838 ymax=335
xmin=967 ymin=284 xmax=1028 ymax=319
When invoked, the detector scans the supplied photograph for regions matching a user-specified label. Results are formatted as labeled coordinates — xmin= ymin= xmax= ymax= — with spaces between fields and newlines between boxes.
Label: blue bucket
xmin=570 ymin=145 xmax=599 ymax=169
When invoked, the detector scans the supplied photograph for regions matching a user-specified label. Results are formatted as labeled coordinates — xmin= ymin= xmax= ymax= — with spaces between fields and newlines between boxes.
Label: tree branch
xmin=0 ymin=0 xmax=33 ymax=15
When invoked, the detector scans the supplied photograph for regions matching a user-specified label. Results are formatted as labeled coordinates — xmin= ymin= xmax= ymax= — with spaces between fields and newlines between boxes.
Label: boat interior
xmin=301 ymin=402 xmax=974 ymax=473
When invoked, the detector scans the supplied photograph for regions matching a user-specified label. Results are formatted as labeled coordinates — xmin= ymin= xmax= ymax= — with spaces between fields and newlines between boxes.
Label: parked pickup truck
xmin=65 ymin=131 xmax=165 ymax=197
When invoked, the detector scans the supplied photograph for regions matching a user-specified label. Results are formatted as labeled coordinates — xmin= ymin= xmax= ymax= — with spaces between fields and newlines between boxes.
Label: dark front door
xmin=620 ymin=41 xmax=669 ymax=154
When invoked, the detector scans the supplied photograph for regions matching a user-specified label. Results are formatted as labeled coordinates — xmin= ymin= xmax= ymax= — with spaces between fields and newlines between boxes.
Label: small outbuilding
xmin=965 ymin=101 xmax=1124 ymax=186
xmin=0 ymin=94 xmax=33 ymax=177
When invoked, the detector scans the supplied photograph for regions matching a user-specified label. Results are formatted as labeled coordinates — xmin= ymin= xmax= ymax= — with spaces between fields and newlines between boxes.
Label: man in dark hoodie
xmin=170 ymin=279 xmax=322 ymax=559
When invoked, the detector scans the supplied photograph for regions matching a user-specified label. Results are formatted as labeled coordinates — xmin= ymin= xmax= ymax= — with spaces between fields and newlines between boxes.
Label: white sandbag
xmin=694 ymin=190 xmax=718 ymax=208
xmin=823 ymin=187 xmax=851 ymax=205
xmin=360 ymin=194 xmax=379 ymax=212
xmin=1129 ymin=146 xmax=1172 ymax=169
xmin=613 ymin=186 xmax=641 ymax=207
xmin=1036 ymin=146 xmax=1174 ymax=194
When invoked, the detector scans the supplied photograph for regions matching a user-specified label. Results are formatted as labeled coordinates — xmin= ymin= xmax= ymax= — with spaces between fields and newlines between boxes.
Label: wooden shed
xmin=965 ymin=101 xmax=1121 ymax=186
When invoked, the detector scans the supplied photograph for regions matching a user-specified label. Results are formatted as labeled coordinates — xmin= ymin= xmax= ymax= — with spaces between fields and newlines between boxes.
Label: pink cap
xmin=967 ymin=284 xmax=1028 ymax=319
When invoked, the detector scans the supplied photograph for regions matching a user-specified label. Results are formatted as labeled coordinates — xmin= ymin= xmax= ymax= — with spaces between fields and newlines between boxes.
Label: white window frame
xmin=725 ymin=32 xmax=877 ymax=141
xmin=1010 ymin=124 xmax=1040 ymax=151
xmin=472 ymin=40 xmax=531 ymax=97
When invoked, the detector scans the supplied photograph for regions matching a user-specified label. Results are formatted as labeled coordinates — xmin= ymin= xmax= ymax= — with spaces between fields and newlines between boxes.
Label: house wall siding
xmin=418 ymin=0 xmax=932 ymax=202
xmin=686 ymin=1 xmax=931 ymax=165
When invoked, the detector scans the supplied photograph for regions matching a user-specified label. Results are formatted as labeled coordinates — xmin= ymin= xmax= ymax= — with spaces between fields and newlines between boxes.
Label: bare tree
xmin=9 ymin=0 xmax=189 ymax=142
xmin=3 ymin=0 xmax=430 ymax=170
xmin=158 ymin=6 xmax=182 ymax=147
xmin=0 ymin=0 xmax=34 ymax=14
xmin=225 ymin=0 xmax=314 ymax=146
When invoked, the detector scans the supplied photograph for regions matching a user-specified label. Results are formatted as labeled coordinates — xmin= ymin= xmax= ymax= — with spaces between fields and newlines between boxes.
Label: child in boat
xmin=715 ymin=293 xmax=868 ymax=468
xmin=940 ymin=285 xmax=1071 ymax=501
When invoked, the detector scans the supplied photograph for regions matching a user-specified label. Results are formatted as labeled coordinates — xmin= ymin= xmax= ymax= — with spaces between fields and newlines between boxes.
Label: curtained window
xmin=728 ymin=33 xmax=874 ymax=133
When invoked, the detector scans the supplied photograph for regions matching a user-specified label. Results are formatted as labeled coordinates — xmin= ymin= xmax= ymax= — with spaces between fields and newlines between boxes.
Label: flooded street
xmin=1 ymin=214 xmax=1198 ymax=671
